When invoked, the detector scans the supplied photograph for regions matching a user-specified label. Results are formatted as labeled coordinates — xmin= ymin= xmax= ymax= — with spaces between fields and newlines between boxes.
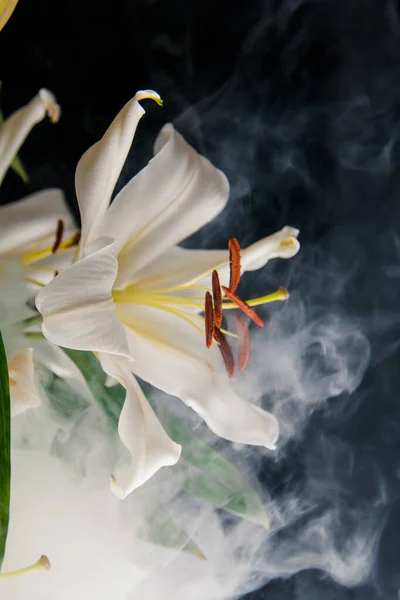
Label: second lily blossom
xmin=36 ymin=90 xmax=300 ymax=499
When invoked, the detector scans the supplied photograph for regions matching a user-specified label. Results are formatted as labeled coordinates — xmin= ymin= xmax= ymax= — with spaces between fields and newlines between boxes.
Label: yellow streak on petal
xmin=279 ymin=236 xmax=298 ymax=249
xmin=39 ymin=89 xmax=61 ymax=123
xmin=134 ymin=89 xmax=163 ymax=106
xmin=21 ymin=231 xmax=80 ymax=265
xmin=24 ymin=277 xmax=45 ymax=288
xmin=0 ymin=0 xmax=19 ymax=31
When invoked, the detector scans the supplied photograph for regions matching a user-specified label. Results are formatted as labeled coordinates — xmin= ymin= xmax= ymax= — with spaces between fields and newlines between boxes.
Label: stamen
xmin=21 ymin=230 xmax=82 ymax=266
xmin=222 ymin=286 xmax=264 ymax=328
xmin=213 ymin=327 xmax=235 ymax=378
xmin=234 ymin=314 xmax=250 ymax=372
xmin=222 ymin=287 xmax=289 ymax=309
xmin=51 ymin=219 xmax=64 ymax=254
xmin=212 ymin=270 xmax=223 ymax=328
xmin=204 ymin=291 xmax=214 ymax=348
xmin=228 ymin=237 xmax=241 ymax=293
xmin=0 ymin=555 xmax=51 ymax=579
xmin=65 ymin=230 xmax=81 ymax=248
xmin=24 ymin=277 xmax=45 ymax=288
xmin=9 ymin=377 xmax=17 ymax=387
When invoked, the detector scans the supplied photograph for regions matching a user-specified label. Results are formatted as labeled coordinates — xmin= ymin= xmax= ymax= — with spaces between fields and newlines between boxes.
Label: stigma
xmin=0 ymin=555 xmax=51 ymax=579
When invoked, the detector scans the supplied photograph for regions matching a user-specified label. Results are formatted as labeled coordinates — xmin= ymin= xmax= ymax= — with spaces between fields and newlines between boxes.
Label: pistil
xmin=0 ymin=555 xmax=51 ymax=579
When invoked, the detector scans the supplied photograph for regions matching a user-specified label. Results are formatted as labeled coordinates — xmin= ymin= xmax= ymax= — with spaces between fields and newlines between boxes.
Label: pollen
xmin=234 ymin=314 xmax=250 ymax=371
xmin=213 ymin=327 xmax=235 ymax=378
xmin=66 ymin=230 xmax=81 ymax=248
xmin=222 ymin=286 xmax=264 ymax=328
xmin=204 ymin=291 xmax=214 ymax=348
xmin=52 ymin=219 xmax=64 ymax=254
xmin=203 ymin=237 xmax=290 ymax=377
xmin=212 ymin=270 xmax=223 ymax=328
xmin=228 ymin=237 xmax=241 ymax=293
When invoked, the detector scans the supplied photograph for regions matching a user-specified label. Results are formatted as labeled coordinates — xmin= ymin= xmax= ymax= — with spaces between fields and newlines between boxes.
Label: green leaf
xmin=138 ymin=499 xmax=205 ymax=560
xmin=0 ymin=331 xmax=11 ymax=570
xmin=9 ymin=155 xmax=29 ymax=184
xmin=62 ymin=348 xmax=269 ymax=528
xmin=62 ymin=349 xmax=123 ymax=431
xmin=156 ymin=405 xmax=270 ymax=529
xmin=43 ymin=370 xmax=89 ymax=420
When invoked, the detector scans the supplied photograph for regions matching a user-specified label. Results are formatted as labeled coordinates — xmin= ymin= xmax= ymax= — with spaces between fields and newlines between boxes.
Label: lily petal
xmin=240 ymin=225 xmax=300 ymax=269
xmin=116 ymin=305 xmax=279 ymax=449
xmin=0 ymin=189 xmax=73 ymax=256
xmin=100 ymin=354 xmax=181 ymax=499
xmin=0 ymin=89 xmax=60 ymax=186
xmin=9 ymin=347 xmax=41 ymax=417
xmin=101 ymin=124 xmax=229 ymax=289
xmin=36 ymin=241 xmax=130 ymax=357
xmin=75 ymin=92 xmax=161 ymax=252
xmin=125 ymin=225 xmax=300 ymax=296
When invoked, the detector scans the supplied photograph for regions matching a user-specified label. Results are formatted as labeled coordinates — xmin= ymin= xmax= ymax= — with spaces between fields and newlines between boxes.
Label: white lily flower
xmin=36 ymin=90 xmax=300 ymax=497
xmin=0 ymin=89 xmax=86 ymax=413
xmin=0 ymin=88 xmax=60 ymax=187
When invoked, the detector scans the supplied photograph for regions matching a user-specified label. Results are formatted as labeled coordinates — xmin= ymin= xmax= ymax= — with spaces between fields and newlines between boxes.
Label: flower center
xmin=21 ymin=220 xmax=81 ymax=268
xmin=14 ymin=220 xmax=81 ymax=289
xmin=113 ymin=237 xmax=290 ymax=377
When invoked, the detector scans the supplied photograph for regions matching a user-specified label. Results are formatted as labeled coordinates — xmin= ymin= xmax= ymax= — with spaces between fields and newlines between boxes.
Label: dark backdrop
xmin=2 ymin=1 xmax=400 ymax=598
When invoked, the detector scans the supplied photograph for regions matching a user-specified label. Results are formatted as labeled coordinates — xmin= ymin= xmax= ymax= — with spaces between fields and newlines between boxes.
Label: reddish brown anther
xmin=222 ymin=286 xmax=264 ymax=328
xmin=234 ymin=314 xmax=250 ymax=371
xmin=204 ymin=291 xmax=214 ymax=348
xmin=66 ymin=230 xmax=82 ymax=248
xmin=228 ymin=237 xmax=241 ymax=294
xmin=213 ymin=327 xmax=235 ymax=378
xmin=52 ymin=219 xmax=64 ymax=254
xmin=212 ymin=270 xmax=223 ymax=328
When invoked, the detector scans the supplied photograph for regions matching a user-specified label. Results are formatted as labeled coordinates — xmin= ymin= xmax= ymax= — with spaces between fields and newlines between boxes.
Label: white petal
xmin=35 ymin=241 xmax=130 ymax=357
xmin=100 ymin=354 xmax=181 ymax=499
xmin=240 ymin=225 xmax=300 ymax=269
xmin=27 ymin=248 xmax=76 ymax=286
xmin=117 ymin=305 xmax=279 ymax=449
xmin=0 ymin=89 xmax=60 ymax=186
xmin=101 ymin=124 xmax=229 ymax=289
xmin=124 ymin=225 xmax=300 ymax=295
xmin=75 ymin=94 xmax=149 ymax=252
xmin=9 ymin=348 xmax=41 ymax=417
xmin=0 ymin=189 xmax=73 ymax=256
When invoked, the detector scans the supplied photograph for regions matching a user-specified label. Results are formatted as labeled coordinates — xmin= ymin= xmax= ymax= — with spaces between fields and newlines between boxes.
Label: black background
xmin=2 ymin=1 xmax=400 ymax=598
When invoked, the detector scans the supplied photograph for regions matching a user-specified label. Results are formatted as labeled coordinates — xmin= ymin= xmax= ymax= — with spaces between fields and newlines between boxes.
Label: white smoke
xmin=1 ymin=281 xmax=382 ymax=600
